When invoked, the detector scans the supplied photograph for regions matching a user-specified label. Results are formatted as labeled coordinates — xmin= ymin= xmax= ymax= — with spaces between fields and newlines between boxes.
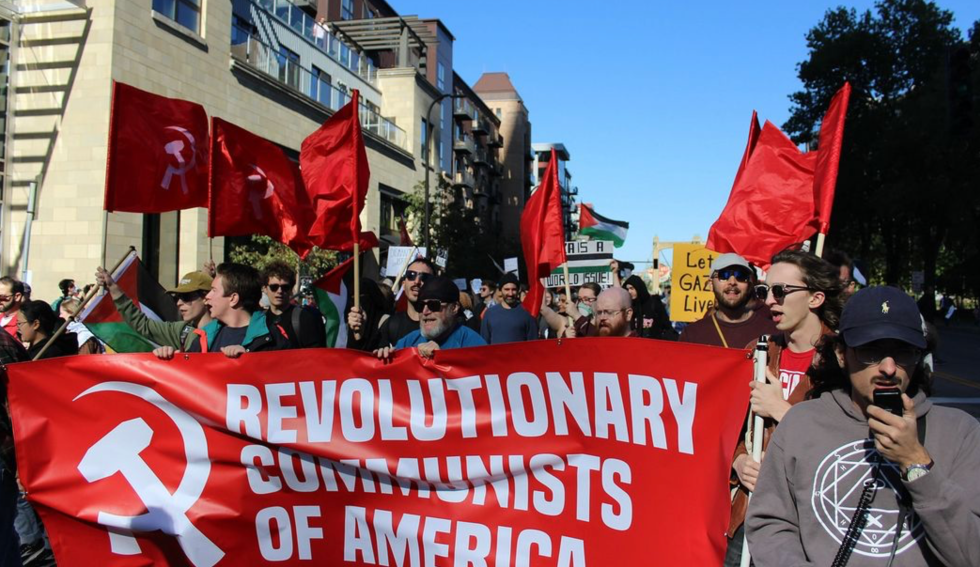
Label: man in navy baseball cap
xmin=840 ymin=286 xmax=926 ymax=349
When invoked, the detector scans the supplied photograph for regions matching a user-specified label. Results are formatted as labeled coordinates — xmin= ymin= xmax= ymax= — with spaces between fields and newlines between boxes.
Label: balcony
xmin=473 ymin=149 xmax=489 ymax=166
xmin=488 ymin=133 xmax=503 ymax=148
xmin=453 ymin=134 xmax=475 ymax=155
xmin=453 ymin=170 xmax=474 ymax=189
xmin=471 ymin=118 xmax=488 ymax=135
xmin=453 ymin=98 xmax=474 ymax=120
xmin=490 ymin=161 xmax=504 ymax=177
xmin=253 ymin=0 xmax=377 ymax=84
xmin=231 ymin=31 xmax=406 ymax=151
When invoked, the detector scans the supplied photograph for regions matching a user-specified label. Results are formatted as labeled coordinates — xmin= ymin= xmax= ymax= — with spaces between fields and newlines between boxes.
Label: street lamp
xmin=423 ymin=93 xmax=461 ymax=253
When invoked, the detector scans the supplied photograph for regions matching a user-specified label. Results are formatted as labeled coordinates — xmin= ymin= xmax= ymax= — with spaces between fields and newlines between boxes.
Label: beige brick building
xmin=1 ymin=0 xmax=451 ymax=300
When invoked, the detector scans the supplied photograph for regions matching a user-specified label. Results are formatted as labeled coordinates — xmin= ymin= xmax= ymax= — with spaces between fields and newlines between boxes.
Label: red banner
xmin=7 ymin=339 xmax=750 ymax=566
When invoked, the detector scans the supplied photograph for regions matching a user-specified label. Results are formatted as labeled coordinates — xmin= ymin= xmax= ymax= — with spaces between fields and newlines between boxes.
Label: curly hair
xmin=770 ymin=248 xmax=845 ymax=329
xmin=260 ymin=261 xmax=295 ymax=287
xmin=807 ymin=333 xmax=932 ymax=400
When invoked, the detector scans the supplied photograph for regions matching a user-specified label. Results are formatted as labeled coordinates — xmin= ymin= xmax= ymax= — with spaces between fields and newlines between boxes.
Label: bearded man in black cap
xmin=374 ymin=275 xmax=486 ymax=360
xmin=480 ymin=273 xmax=538 ymax=344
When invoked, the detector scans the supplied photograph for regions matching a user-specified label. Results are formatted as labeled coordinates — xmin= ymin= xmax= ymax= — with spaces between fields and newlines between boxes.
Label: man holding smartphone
xmin=746 ymin=286 xmax=980 ymax=566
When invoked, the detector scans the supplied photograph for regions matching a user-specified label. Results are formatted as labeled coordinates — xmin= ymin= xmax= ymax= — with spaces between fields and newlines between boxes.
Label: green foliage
xmin=227 ymin=235 xmax=338 ymax=280
xmin=785 ymin=0 xmax=980 ymax=297
xmin=405 ymin=178 xmax=520 ymax=279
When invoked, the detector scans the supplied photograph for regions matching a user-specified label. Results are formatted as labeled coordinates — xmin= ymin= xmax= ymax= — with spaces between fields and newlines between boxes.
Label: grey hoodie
xmin=746 ymin=389 xmax=980 ymax=566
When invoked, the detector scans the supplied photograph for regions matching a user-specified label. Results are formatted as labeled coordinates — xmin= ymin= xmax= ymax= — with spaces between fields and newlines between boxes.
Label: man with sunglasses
xmin=727 ymin=249 xmax=843 ymax=567
xmin=680 ymin=253 xmax=775 ymax=349
xmin=375 ymin=275 xmax=485 ymax=360
xmin=0 ymin=277 xmax=26 ymax=344
xmin=261 ymin=262 xmax=325 ymax=349
xmin=370 ymin=258 xmax=435 ymax=348
xmin=747 ymin=286 xmax=980 ymax=566
xmin=96 ymin=267 xmax=214 ymax=352
xmin=480 ymin=273 xmax=538 ymax=345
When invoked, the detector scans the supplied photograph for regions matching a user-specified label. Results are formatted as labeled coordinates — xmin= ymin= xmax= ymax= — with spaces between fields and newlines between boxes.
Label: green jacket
xmin=114 ymin=294 xmax=198 ymax=351
xmin=198 ymin=310 xmax=285 ymax=352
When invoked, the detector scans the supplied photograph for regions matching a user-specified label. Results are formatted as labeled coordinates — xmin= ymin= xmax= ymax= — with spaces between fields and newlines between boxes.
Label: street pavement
xmin=932 ymin=323 xmax=980 ymax=419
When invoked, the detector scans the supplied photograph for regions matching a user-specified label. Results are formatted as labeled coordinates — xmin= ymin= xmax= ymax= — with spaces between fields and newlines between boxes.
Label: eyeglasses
xmin=754 ymin=284 xmax=815 ymax=301
xmin=853 ymin=345 xmax=922 ymax=367
xmin=0 ymin=295 xmax=11 ymax=302
xmin=714 ymin=268 xmax=751 ymax=283
xmin=580 ymin=296 xmax=597 ymax=304
xmin=404 ymin=270 xmax=432 ymax=283
xmin=173 ymin=292 xmax=204 ymax=303
xmin=16 ymin=320 xmax=30 ymax=328
xmin=595 ymin=309 xmax=625 ymax=319
xmin=267 ymin=283 xmax=293 ymax=293
xmin=417 ymin=299 xmax=448 ymax=312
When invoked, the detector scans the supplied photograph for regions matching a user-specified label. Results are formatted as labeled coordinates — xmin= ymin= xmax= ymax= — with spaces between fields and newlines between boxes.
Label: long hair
xmin=20 ymin=300 xmax=58 ymax=336
xmin=770 ymin=248 xmax=845 ymax=329
xmin=807 ymin=333 xmax=933 ymax=400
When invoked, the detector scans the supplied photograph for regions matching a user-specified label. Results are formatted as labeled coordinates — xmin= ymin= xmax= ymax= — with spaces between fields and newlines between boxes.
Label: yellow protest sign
xmin=669 ymin=244 xmax=717 ymax=323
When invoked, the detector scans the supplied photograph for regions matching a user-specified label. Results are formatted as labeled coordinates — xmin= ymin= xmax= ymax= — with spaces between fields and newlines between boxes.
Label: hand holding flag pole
xmin=33 ymin=246 xmax=136 ymax=361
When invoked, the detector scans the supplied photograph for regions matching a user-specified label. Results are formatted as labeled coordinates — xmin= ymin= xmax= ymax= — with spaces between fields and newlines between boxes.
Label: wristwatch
xmin=902 ymin=460 xmax=933 ymax=482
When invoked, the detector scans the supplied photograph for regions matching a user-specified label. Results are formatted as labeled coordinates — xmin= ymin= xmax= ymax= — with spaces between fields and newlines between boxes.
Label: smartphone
xmin=873 ymin=388 xmax=903 ymax=417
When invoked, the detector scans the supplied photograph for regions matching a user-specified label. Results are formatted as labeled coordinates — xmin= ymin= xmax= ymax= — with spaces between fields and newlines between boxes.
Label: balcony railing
xmin=453 ymin=134 xmax=474 ymax=155
xmin=453 ymin=98 xmax=474 ymax=120
xmin=232 ymin=30 xmax=406 ymax=151
xmin=453 ymin=170 xmax=474 ymax=189
xmin=252 ymin=0 xmax=377 ymax=84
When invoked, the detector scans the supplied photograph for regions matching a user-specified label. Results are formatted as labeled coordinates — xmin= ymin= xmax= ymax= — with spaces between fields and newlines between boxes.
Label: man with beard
xmin=680 ymin=253 xmax=775 ymax=348
xmin=370 ymin=258 xmax=435 ymax=347
xmin=96 ymin=267 xmax=213 ymax=352
xmin=480 ymin=273 xmax=538 ymax=344
xmin=261 ymin=262 xmax=325 ymax=348
xmin=595 ymin=287 xmax=636 ymax=337
xmin=375 ymin=276 xmax=485 ymax=360
xmin=0 ymin=277 xmax=26 ymax=343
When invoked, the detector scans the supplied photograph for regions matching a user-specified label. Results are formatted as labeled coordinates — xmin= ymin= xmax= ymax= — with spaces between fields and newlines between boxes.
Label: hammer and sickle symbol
xmin=74 ymin=382 xmax=224 ymax=567
xmin=161 ymin=126 xmax=198 ymax=195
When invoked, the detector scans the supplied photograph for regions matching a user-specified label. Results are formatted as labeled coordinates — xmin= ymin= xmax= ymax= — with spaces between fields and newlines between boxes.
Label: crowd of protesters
xmin=0 ymin=242 xmax=978 ymax=567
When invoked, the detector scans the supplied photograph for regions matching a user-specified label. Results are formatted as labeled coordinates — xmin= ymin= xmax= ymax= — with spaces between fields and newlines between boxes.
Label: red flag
xmin=733 ymin=111 xmax=762 ymax=189
xmin=706 ymin=121 xmax=817 ymax=269
xmin=208 ymin=117 xmax=315 ymax=258
xmin=104 ymin=82 xmax=209 ymax=213
xmin=520 ymin=149 xmax=567 ymax=318
xmin=809 ymin=82 xmax=851 ymax=234
xmin=300 ymin=89 xmax=370 ymax=250
xmin=398 ymin=213 xmax=414 ymax=246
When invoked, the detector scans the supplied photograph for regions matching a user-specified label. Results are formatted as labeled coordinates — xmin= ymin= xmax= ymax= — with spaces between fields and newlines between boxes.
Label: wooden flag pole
xmin=562 ymin=262 xmax=574 ymax=331
xmin=33 ymin=246 xmax=136 ymax=361
xmin=814 ymin=232 xmax=827 ymax=258
xmin=353 ymin=242 xmax=361 ymax=310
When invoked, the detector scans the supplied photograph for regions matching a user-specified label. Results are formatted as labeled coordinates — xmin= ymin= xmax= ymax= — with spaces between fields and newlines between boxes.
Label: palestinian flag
xmin=312 ymin=257 xmax=354 ymax=348
xmin=578 ymin=204 xmax=629 ymax=248
xmin=78 ymin=252 xmax=181 ymax=353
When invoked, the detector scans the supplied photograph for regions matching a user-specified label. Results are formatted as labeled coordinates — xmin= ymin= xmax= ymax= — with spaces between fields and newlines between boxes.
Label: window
xmin=495 ymin=108 xmax=502 ymax=118
xmin=231 ymin=14 xmax=254 ymax=45
xmin=341 ymin=0 xmax=354 ymax=20
xmin=311 ymin=66 xmax=331 ymax=106
xmin=437 ymin=62 xmax=446 ymax=91
xmin=437 ymin=139 xmax=444 ymax=171
xmin=154 ymin=0 xmax=201 ymax=34
xmin=276 ymin=46 xmax=300 ymax=90
xmin=379 ymin=188 xmax=407 ymax=237
xmin=420 ymin=118 xmax=429 ymax=163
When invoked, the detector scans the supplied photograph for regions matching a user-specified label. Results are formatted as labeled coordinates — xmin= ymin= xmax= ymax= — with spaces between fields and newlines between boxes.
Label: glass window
xmin=340 ymin=44 xmax=350 ymax=67
xmin=438 ymin=139 xmax=445 ymax=171
xmin=341 ymin=0 xmax=354 ymax=20
xmin=154 ymin=0 xmax=201 ymax=34
xmin=311 ymin=66 xmax=331 ymax=106
xmin=495 ymin=108 xmax=502 ymax=118
xmin=420 ymin=118 xmax=428 ymax=162
xmin=277 ymin=47 xmax=300 ymax=90
xmin=437 ymin=62 xmax=446 ymax=91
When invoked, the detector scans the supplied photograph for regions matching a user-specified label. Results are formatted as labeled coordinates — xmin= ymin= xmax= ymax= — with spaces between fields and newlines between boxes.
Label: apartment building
xmin=532 ymin=142 xmax=578 ymax=241
xmin=1 ymin=0 xmax=464 ymax=300
xmin=472 ymin=72 xmax=533 ymax=243
xmin=451 ymin=72 xmax=503 ymax=234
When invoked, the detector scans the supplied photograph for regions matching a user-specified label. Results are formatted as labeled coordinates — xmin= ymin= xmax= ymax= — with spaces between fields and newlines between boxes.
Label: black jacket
xmin=26 ymin=332 xmax=80 ymax=360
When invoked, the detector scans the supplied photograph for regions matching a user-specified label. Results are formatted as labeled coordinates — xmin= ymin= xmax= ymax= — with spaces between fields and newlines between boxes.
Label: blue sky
xmin=397 ymin=1 xmax=979 ymax=269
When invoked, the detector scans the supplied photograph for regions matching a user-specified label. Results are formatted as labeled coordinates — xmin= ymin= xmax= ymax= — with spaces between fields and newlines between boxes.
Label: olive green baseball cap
xmin=168 ymin=271 xmax=213 ymax=294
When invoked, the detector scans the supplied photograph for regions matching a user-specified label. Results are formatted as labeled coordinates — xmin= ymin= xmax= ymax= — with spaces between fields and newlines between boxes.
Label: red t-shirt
xmin=777 ymin=348 xmax=814 ymax=400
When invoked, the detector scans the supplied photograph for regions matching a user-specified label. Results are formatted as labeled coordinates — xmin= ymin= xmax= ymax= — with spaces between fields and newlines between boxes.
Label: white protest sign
xmin=504 ymin=257 xmax=519 ymax=275
xmin=544 ymin=241 xmax=614 ymax=288
xmin=385 ymin=246 xmax=427 ymax=278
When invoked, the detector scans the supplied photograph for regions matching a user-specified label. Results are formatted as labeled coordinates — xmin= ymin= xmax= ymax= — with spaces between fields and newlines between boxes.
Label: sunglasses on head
xmin=404 ymin=270 xmax=432 ymax=283
xmin=267 ymin=283 xmax=293 ymax=292
xmin=416 ymin=299 xmax=448 ymax=312
xmin=754 ymin=283 xmax=815 ymax=301
xmin=714 ymin=268 xmax=751 ymax=283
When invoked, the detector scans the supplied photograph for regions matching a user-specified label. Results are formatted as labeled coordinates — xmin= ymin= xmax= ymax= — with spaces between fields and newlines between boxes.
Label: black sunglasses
xmin=754 ymin=283 xmax=815 ymax=301
xmin=714 ymin=268 xmax=751 ymax=283
xmin=416 ymin=299 xmax=448 ymax=312
xmin=267 ymin=283 xmax=293 ymax=292
xmin=173 ymin=292 xmax=204 ymax=303
xmin=404 ymin=270 xmax=432 ymax=283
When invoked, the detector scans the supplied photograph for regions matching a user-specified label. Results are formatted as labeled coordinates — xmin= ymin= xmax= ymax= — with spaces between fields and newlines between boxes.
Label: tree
xmin=227 ymin=235 xmax=337 ymax=280
xmin=785 ymin=0 xmax=979 ymax=298
xmin=405 ymin=177 xmax=520 ymax=280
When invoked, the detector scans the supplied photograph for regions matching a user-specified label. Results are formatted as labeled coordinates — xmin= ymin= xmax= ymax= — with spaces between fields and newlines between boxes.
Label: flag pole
xmin=33 ymin=246 xmax=136 ymax=361
xmin=562 ymin=262 xmax=574 ymax=331
xmin=814 ymin=232 xmax=827 ymax=258
xmin=353 ymin=242 xmax=361 ymax=310
xmin=739 ymin=335 xmax=770 ymax=567
xmin=392 ymin=246 xmax=419 ymax=291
